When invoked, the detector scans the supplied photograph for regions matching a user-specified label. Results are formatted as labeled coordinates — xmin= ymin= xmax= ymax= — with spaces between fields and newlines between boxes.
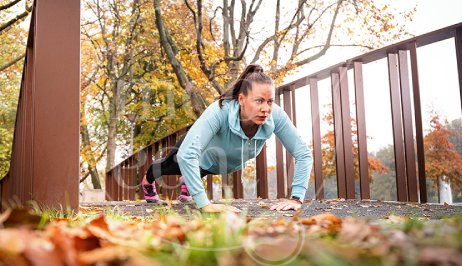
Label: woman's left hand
xmin=270 ymin=199 xmax=302 ymax=211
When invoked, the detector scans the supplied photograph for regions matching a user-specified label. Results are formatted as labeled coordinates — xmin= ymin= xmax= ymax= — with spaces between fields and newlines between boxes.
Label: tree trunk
xmin=105 ymin=80 xmax=121 ymax=172
xmin=81 ymin=124 xmax=102 ymax=189
xmin=80 ymin=101 xmax=102 ymax=189
xmin=153 ymin=0 xmax=206 ymax=118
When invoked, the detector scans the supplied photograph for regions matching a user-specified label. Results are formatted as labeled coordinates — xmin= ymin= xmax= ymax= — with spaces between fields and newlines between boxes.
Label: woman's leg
xmin=145 ymin=136 xmax=185 ymax=183
xmin=143 ymin=135 xmax=216 ymax=202
xmin=145 ymin=135 xmax=216 ymax=183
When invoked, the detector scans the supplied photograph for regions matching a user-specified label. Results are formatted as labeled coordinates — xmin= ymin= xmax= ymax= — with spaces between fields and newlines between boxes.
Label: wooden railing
xmin=107 ymin=22 xmax=462 ymax=203
xmin=0 ymin=0 xmax=81 ymax=210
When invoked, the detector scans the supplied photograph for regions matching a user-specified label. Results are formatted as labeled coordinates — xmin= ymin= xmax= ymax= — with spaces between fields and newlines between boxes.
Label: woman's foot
xmin=142 ymin=176 xmax=160 ymax=203
xmin=178 ymin=176 xmax=193 ymax=203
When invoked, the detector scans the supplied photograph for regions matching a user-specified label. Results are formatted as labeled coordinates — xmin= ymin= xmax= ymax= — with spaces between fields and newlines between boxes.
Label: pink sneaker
xmin=178 ymin=176 xmax=193 ymax=203
xmin=142 ymin=176 xmax=160 ymax=203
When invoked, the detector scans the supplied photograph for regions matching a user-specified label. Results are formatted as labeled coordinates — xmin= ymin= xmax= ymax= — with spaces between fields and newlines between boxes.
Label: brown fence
xmin=0 ymin=0 xmax=81 ymax=210
xmin=276 ymin=22 xmax=462 ymax=203
xmin=107 ymin=22 xmax=462 ymax=203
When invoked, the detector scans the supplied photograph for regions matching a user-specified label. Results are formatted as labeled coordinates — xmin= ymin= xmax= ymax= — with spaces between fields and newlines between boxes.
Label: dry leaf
xmin=48 ymin=224 xmax=100 ymax=265
xmin=385 ymin=215 xmax=409 ymax=223
xmin=419 ymin=247 xmax=462 ymax=265
xmin=292 ymin=209 xmax=302 ymax=221
xmin=300 ymin=213 xmax=342 ymax=232
xmin=0 ymin=229 xmax=26 ymax=254
xmin=23 ymin=235 xmax=62 ymax=266
xmin=0 ymin=208 xmax=43 ymax=229
xmin=79 ymin=246 xmax=131 ymax=264
xmin=338 ymin=218 xmax=373 ymax=245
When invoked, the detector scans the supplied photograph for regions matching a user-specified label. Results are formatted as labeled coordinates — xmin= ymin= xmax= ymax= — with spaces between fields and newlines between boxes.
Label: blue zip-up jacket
xmin=177 ymin=99 xmax=313 ymax=208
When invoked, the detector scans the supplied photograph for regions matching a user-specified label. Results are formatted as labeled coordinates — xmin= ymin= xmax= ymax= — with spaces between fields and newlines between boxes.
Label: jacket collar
xmin=226 ymin=100 xmax=274 ymax=140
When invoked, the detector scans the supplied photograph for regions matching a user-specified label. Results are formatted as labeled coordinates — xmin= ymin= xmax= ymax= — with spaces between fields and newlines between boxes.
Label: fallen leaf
xmin=0 ymin=208 xmax=44 ymax=229
xmin=48 ymin=223 xmax=101 ymax=265
xmin=292 ymin=209 xmax=302 ymax=221
xmin=0 ymin=229 xmax=26 ymax=254
xmin=385 ymin=215 xmax=409 ymax=223
xmin=79 ymin=207 xmax=104 ymax=213
xmin=299 ymin=213 xmax=342 ymax=232
xmin=79 ymin=246 xmax=131 ymax=264
xmin=338 ymin=218 xmax=373 ymax=245
xmin=23 ymin=235 xmax=62 ymax=266
xmin=419 ymin=247 xmax=462 ymax=265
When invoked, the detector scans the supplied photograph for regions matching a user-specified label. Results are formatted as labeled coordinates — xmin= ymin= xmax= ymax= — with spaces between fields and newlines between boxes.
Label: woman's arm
xmin=176 ymin=102 xmax=223 ymax=208
xmin=272 ymin=105 xmax=313 ymax=204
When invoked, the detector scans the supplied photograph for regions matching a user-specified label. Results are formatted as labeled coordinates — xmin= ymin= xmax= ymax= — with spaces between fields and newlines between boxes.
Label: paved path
xmin=81 ymin=199 xmax=462 ymax=220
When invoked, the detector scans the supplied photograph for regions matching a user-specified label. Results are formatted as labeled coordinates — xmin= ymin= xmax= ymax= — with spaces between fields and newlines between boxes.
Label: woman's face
xmin=238 ymin=82 xmax=275 ymax=126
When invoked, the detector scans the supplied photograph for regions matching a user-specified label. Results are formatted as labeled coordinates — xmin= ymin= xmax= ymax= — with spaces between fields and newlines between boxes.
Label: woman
xmin=142 ymin=64 xmax=313 ymax=212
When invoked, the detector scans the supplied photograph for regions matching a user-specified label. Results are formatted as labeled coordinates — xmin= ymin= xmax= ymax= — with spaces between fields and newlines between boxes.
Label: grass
xmin=1 ymin=204 xmax=462 ymax=266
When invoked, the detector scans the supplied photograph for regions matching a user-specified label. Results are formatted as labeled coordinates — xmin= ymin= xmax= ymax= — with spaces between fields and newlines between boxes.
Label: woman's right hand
xmin=201 ymin=203 xmax=241 ymax=213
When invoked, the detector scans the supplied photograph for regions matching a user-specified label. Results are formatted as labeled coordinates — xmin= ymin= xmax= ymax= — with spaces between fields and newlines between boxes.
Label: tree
xmin=80 ymin=0 xmax=225 ymax=182
xmin=0 ymin=0 xmax=31 ymax=70
xmin=81 ymin=0 xmax=154 ymax=173
xmin=0 ymin=0 xmax=30 ymax=178
xmin=320 ymin=111 xmax=388 ymax=181
xmin=446 ymin=118 xmax=462 ymax=155
xmin=153 ymin=0 xmax=414 ymax=93
xmin=424 ymin=114 xmax=462 ymax=189
xmin=153 ymin=0 xmax=224 ymax=117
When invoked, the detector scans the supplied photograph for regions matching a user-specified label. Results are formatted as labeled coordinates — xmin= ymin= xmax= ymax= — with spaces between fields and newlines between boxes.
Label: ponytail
xmin=218 ymin=64 xmax=273 ymax=108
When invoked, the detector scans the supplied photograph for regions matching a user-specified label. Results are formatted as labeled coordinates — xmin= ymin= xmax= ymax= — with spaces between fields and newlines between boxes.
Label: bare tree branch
xmin=190 ymin=0 xmax=224 ymax=94
xmin=0 ymin=0 xmax=22 ymax=11
xmin=0 ymin=52 xmax=25 ymax=72
xmin=0 ymin=8 xmax=30 ymax=33
xmin=229 ymin=0 xmax=237 ymax=47
xmin=296 ymin=43 xmax=374 ymax=56
xmin=221 ymin=1 xmax=230 ymax=57
xmin=270 ymin=0 xmax=281 ymax=71
xmin=209 ymin=6 xmax=222 ymax=43
xmin=250 ymin=0 xmax=306 ymax=64
xmin=292 ymin=0 xmax=344 ymax=68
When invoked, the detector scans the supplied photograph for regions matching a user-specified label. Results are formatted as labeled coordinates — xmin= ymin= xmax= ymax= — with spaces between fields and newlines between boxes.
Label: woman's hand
xmin=201 ymin=203 xmax=242 ymax=213
xmin=270 ymin=199 xmax=302 ymax=211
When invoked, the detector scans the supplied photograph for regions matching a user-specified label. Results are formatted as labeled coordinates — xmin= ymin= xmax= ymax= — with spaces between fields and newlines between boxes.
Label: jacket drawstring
xmin=253 ymin=139 xmax=257 ymax=196
xmin=241 ymin=139 xmax=244 ymax=184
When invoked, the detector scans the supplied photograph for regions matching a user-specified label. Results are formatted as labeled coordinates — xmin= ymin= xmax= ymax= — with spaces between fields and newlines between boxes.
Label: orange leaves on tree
xmin=319 ymin=110 xmax=388 ymax=181
xmin=424 ymin=114 xmax=462 ymax=187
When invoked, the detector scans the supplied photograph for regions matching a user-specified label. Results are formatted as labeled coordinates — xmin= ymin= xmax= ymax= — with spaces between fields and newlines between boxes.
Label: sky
xmin=279 ymin=0 xmax=462 ymax=154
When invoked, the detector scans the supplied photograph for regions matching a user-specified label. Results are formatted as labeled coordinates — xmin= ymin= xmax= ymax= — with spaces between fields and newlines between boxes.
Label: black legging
xmin=145 ymin=136 xmax=215 ymax=183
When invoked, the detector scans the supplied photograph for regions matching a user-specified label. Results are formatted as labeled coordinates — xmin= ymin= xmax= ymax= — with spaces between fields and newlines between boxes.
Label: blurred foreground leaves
xmin=0 ymin=206 xmax=462 ymax=266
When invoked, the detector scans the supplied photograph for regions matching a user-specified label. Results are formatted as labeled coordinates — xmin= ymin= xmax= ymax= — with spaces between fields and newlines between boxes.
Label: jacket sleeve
xmin=273 ymin=105 xmax=313 ymax=201
xmin=176 ymin=102 xmax=223 ymax=208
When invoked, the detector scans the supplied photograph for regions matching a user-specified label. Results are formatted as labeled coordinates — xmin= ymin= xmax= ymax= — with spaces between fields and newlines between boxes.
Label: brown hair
xmin=218 ymin=64 xmax=274 ymax=108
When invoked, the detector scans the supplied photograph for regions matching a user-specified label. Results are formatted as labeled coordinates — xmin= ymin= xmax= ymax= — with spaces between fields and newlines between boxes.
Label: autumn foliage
xmin=424 ymin=114 xmax=462 ymax=187
xmin=1 ymin=205 xmax=462 ymax=265
xmin=320 ymin=111 xmax=388 ymax=181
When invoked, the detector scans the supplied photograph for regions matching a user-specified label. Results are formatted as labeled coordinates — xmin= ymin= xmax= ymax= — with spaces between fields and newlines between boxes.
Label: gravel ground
xmin=80 ymin=199 xmax=462 ymax=220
